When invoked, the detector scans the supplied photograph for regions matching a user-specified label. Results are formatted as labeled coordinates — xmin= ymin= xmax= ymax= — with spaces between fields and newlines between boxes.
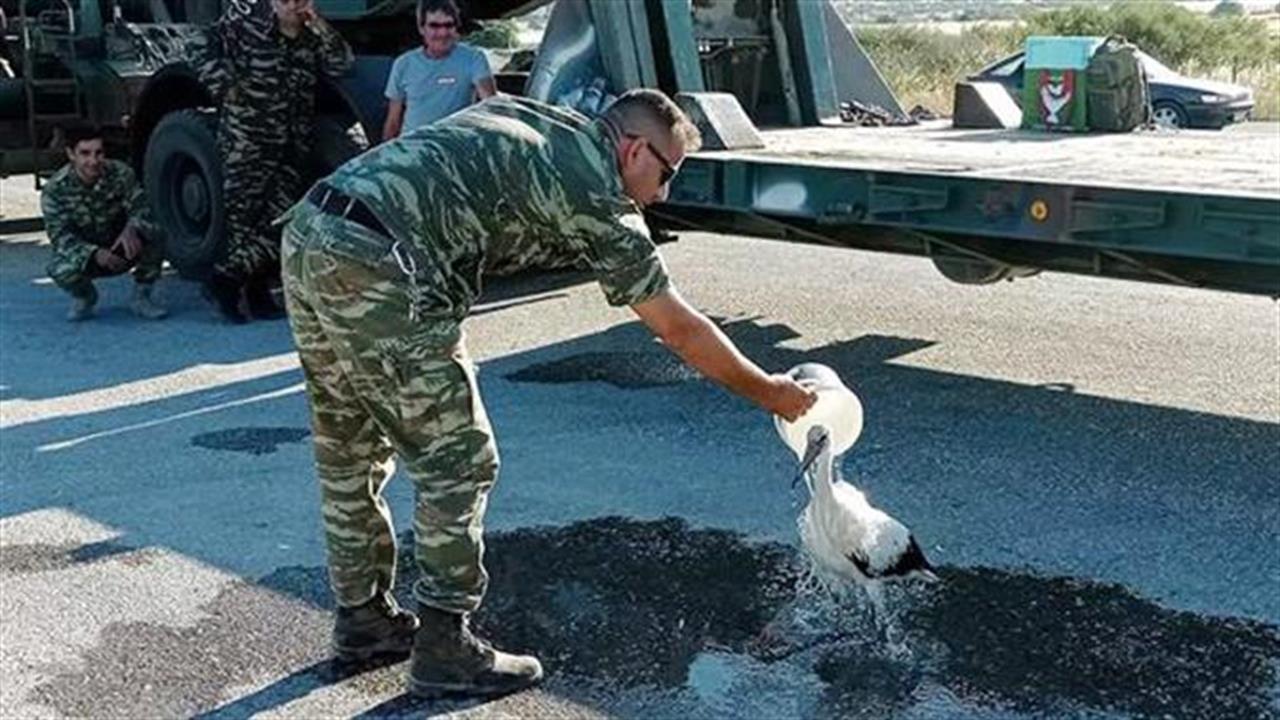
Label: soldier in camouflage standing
xmin=280 ymin=90 xmax=816 ymax=697
xmin=195 ymin=0 xmax=353 ymax=323
xmin=41 ymin=124 xmax=167 ymax=321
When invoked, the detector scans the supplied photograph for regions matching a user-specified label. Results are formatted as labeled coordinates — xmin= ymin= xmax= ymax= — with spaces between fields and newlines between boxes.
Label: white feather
xmin=797 ymin=428 xmax=929 ymax=585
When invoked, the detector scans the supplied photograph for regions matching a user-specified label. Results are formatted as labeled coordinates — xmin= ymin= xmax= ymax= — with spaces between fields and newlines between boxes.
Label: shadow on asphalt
xmin=0 ymin=242 xmax=589 ymax=401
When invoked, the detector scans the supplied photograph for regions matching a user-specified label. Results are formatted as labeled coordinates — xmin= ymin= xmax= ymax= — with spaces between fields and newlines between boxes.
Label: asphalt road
xmin=1 ymin=223 xmax=1277 ymax=719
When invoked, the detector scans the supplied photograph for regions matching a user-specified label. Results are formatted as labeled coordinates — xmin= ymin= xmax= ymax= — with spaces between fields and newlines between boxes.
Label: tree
xmin=1210 ymin=1 xmax=1246 ymax=17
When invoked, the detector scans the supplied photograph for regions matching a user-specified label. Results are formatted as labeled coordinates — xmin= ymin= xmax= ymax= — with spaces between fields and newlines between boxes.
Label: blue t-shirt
xmin=384 ymin=43 xmax=492 ymax=132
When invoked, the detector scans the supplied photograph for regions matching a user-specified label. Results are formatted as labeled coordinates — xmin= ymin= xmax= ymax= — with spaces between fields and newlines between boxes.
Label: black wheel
xmin=144 ymin=109 xmax=223 ymax=280
xmin=932 ymin=256 xmax=1012 ymax=285
xmin=1152 ymin=101 xmax=1188 ymax=129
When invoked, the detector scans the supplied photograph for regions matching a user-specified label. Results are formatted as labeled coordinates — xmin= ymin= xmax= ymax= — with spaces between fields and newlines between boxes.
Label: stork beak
xmin=798 ymin=427 xmax=830 ymax=469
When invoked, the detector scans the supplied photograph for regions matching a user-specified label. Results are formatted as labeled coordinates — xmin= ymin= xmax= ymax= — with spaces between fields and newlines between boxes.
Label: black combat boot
xmin=244 ymin=269 xmax=286 ymax=320
xmin=332 ymin=591 xmax=420 ymax=662
xmin=65 ymin=281 xmax=98 ymax=322
xmin=202 ymin=271 xmax=247 ymax=324
xmin=408 ymin=605 xmax=543 ymax=698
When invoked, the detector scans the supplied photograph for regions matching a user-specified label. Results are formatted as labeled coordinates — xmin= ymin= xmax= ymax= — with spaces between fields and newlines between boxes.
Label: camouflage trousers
xmin=47 ymin=231 xmax=164 ymax=299
xmin=214 ymin=133 xmax=304 ymax=281
xmin=281 ymin=202 xmax=496 ymax=613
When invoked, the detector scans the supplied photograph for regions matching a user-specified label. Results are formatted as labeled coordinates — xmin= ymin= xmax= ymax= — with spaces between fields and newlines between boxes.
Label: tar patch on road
xmin=908 ymin=567 xmax=1280 ymax=719
xmin=507 ymin=352 xmax=700 ymax=388
xmin=0 ymin=539 xmax=151 ymax=573
xmin=191 ymin=427 xmax=311 ymax=455
xmin=26 ymin=518 xmax=1280 ymax=719
xmin=29 ymin=579 xmax=334 ymax=719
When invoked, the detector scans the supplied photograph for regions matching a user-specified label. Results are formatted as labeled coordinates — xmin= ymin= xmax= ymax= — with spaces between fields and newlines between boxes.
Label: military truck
xmin=2 ymin=0 xmax=1277 ymax=295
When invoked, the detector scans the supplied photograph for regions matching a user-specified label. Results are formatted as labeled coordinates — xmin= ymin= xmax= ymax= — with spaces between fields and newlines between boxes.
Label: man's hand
xmin=112 ymin=226 xmax=142 ymax=261
xmin=298 ymin=0 xmax=320 ymax=25
xmin=94 ymin=247 xmax=129 ymax=273
xmin=764 ymin=375 xmax=817 ymax=423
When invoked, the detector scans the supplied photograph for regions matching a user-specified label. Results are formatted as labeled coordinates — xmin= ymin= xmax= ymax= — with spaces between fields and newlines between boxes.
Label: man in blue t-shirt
xmin=382 ymin=0 xmax=496 ymax=141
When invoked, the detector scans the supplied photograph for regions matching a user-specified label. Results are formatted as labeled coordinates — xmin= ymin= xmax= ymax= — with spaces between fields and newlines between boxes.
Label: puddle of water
xmin=506 ymin=352 xmax=701 ymax=389
xmin=190 ymin=427 xmax=311 ymax=455
xmin=907 ymin=567 xmax=1280 ymax=719
xmin=30 ymin=518 xmax=1280 ymax=719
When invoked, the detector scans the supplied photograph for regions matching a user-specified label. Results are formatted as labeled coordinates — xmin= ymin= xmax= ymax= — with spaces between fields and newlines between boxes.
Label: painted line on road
xmin=36 ymin=382 xmax=306 ymax=453
xmin=1 ymin=352 xmax=301 ymax=430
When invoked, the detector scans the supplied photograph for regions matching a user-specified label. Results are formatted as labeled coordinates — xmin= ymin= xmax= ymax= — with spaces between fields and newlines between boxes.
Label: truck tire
xmin=933 ymin=256 xmax=1012 ymax=285
xmin=144 ymin=109 xmax=223 ymax=280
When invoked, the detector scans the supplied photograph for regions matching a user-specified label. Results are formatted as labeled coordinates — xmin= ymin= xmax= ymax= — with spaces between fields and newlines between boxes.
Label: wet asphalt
xmin=1 ymin=222 xmax=1278 ymax=719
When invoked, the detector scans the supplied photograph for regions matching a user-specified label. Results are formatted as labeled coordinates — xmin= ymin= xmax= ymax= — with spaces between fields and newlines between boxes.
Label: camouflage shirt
xmin=41 ymin=159 xmax=157 ymax=273
xmin=323 ymin=96 xmax=671 ymax=322
xmin=193 ymin=2 xmax=353 ymax=150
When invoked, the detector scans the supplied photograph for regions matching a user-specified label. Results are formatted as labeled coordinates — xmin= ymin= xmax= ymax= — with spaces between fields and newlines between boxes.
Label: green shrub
xmin=854 ymin=2 xmax=1280 ymax=119
xmin=467 ymin=19 xmax=520 ymax=49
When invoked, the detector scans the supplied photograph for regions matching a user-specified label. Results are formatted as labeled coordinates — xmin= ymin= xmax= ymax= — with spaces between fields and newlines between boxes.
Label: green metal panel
xmin=781 ymin=0 xmax=838 ymax=125
xmin=589 ymin=0 xmax=658 ymax=91
xmin=822 ymin=2 xmax=904 ymax=117
xmin=662 ymin=156 xmax=1280 ymax=295
xmin=650 ymin=0 xmax=705 ymax=93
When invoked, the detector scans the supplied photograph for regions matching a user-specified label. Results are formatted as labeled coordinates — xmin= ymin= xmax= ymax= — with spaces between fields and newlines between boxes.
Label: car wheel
xmin=1152 ymin=101 xmax=1187 ymax=129
xmin=144 ymin=109 xmax=223 ymax=280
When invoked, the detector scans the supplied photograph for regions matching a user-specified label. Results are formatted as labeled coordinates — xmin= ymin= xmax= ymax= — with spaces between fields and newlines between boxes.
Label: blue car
xmin=969 ymin=49 xmax=1255 ymax=130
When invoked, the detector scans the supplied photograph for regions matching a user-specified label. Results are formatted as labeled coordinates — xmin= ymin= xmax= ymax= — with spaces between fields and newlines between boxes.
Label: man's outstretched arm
xmin=632 ymin=288 xmax=814 ymax=421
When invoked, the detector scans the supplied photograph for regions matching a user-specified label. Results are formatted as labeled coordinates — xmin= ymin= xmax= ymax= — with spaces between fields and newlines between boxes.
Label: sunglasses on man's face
xmin=425 ymin=20 xmax=457 ymax=30
xmin=628 ymin=135 xmax=679 ymax=186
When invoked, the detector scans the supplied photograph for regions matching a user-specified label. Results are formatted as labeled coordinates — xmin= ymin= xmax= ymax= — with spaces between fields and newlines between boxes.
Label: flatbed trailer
xmin=657 ymin=123 xmax=1280 ymax=295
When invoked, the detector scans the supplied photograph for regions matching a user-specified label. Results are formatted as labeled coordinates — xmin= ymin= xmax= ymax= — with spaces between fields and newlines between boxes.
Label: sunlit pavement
xmin=2 ymin=218 xmax=1277 ymax=718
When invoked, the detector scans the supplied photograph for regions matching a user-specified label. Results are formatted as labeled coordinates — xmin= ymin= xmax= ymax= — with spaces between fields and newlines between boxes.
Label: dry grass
xmin=858 ymin=22 xmax=1280 ymax=121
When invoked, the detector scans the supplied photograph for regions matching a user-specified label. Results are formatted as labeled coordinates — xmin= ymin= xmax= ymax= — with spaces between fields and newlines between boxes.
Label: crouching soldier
xmin=41 ymin=125 xmax=166 ymax=321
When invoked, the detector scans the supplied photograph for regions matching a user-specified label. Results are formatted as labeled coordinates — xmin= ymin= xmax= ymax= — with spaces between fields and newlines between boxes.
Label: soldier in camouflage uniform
xmin=194 ymin=0 xmax=353 ymax=323
xmin=281 ymin=90 xmax=815 ymax=696
xmin=42 ymin=125 xmax=167 ymax=321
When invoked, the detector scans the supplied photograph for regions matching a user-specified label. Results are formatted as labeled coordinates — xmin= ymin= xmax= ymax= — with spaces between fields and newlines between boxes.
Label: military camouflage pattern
xmin=193 ymin=1 xmax=353 ymax=279
xmin=283 ymin=203 xmax=499 ymax=611
xmin=217 ymin=147 xmax=304 ymax=280
xmin=282 ymin=96 xmax=672 ymax=612
xmin=41 ymin=160 xmax=163 ymax=297
xmin=318 ymin=95 xmax=671 ymax=324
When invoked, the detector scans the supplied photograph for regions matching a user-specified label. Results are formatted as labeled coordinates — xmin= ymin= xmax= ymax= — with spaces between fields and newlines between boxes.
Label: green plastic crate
xmin=1022 ymin=36 xmax=1104 ymax=132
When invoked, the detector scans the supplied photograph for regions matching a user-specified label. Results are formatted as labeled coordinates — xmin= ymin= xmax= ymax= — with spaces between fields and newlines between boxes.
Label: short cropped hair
xmin=63 ymin=124 xmax=104 ymax=151
xmin=602 ymin=89 xmax=702 ymax=154
xmin=417 ymin=0 xmax=461 ymax=25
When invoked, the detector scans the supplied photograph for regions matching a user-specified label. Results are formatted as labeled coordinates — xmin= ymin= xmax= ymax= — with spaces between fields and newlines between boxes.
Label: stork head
xmin=799 ymin=425 xmax=835 ymax=490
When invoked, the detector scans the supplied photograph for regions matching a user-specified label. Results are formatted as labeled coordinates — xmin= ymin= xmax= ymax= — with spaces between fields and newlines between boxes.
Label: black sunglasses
xmin=627 ymin=134 xmax=678 ymax=185
xmin=425 ymin=20 xmax=457 ymax=30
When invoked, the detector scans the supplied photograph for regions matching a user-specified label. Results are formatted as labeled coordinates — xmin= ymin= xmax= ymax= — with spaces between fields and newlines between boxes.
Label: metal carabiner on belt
xmin=390 ymin=240 xmax=422 ymax=323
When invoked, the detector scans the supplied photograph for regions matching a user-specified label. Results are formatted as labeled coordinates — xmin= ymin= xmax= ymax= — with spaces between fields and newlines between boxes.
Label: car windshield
xmin=1137 ymin=51 xmax=1179 ymax=80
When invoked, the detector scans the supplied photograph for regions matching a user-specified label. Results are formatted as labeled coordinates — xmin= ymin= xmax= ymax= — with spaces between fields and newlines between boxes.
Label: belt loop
xmin=390 ymin=240 xmax=418 ymax=276
xmin=319 ymin=187 xmax=333 ymax=210
xmin=339 ymin=195 xmax=355 ymax=219
xmin=391 ymin=240 xmax=422 ymax=323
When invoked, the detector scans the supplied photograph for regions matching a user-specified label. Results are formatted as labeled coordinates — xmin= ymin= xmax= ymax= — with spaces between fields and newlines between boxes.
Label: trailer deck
xmin=719 ymin=122 xmax=1280 ymax=199
xmin=664 ymin=123 xmax=1280 ymax=295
